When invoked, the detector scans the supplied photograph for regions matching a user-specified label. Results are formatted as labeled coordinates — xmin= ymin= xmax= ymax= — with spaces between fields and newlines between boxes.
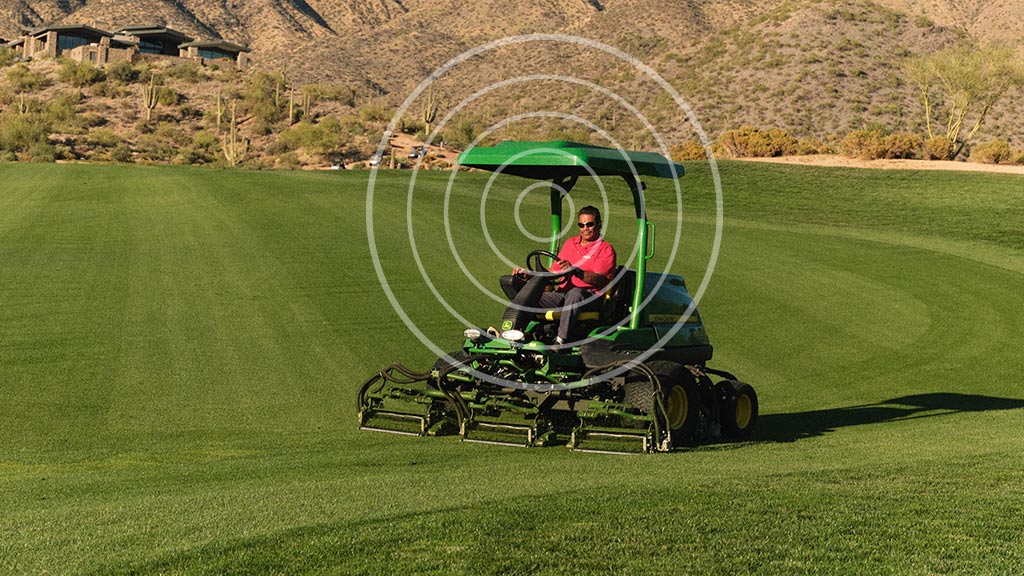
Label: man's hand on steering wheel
xmin=556 ymin=259 xmax=577 ymax=277
xmin=524 ymin=249 xmax=577 ymax=285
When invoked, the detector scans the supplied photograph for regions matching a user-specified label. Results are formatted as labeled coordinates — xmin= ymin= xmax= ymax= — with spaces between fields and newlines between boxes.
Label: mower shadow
xmin=752 ymin=392 xmax=1024 ymax=444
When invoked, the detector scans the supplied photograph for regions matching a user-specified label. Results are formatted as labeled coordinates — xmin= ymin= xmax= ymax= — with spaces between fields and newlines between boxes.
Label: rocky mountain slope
xmin=2 ymin=0 xmax=1022 ymax=150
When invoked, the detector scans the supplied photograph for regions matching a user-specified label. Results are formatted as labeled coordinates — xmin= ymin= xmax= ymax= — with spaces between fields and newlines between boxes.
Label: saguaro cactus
xmin=301 ymin=85 xmax=315 ymax=116
xmin=421 ymin=85 xmax=440 ymax=135
xmin=214 ymin=87 xmax=226 ymax=132
xmin=288 ymin=88 xmax=296 ymax=125
xmin=222 ymin=102 xmax=249 ymax=167
xmin=140 ymin=76 xmax=161 ymax=122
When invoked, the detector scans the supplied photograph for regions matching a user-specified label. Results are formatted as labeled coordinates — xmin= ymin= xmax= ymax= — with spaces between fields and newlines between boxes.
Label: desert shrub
xmin=158 ymin=87 xmax=183 ymax=107
xmin=440 ymin=116 xmax=481 ymax=150
xmin=336 ymin=114 xmax=365 ymax=136
xmin=839 ymin=130 xmax=876 ymax=159
xmin=840 ymin=129 xmax=921 ymax=160
xmin=0 ymin=110 xmax=50 ymax=153
xmin=921 ymin=136 xmax=955 ymax=161
xmin=177 ymin=130 xmax=220 ymax=165
xmin=109 ymin=143 xmax=133 ymax=163
xmin=135 ymin=131 xmax=177 ymax=163
xmin=275 ymin=151 xmax=302 ymax=170
xmin=164 ymin=62 xmax=204 ymax=83
xmin=716 ymin=126 xmax=799 ymax=158
xmin=264 ymin=139 xmax=290 ymax=156
xmin=89 ymin=129 xmax=121 ymax=149
xmin=670 ymin=139 xmax=707 ymax=161
xmin=178 ymin=103 xmax=203 ymax=120
xmin=5 ymin=94 xmax=41 ymax=113
xmin=78 ymin=113 xmax=107 ymax=128
xmin=57 ymin=59 xmax=105 ymax=88
xmin=53 ymin=142 xmax=75 ymax=160
xmin=359 ymin=103 xmax=387 ymax=123
xmin=0 ymin=48 xmax=17 ymax=67
xmin=153 ymin=123 xmax=186 ymax=142
xmin=879 ymin=132 xmax=922 ymax=159
xmin=48 ymin=89 xmax=80 ymax=115
xmin=89 ymin=80 xmax=127 ymax=98
xmin=399 ymin=118 xmax=425 ymax=135
xmin=107 ymin=62 xmax=144 ymax=84
xmin=968 ymin=139 xmax=1017 ymax=164
xmin=794 ymin=137 xmax=825 ymax=155
xmin=278 ymin=118 xmax=344 ymax=157
xmin=242 ymin=71 xmax=286 ymax=129
xmin=24 ymin=141 xmax=56 ymax=162
xmin=44 ymin=92 xmax=81 ymax=130
xmin=303 ymin=83 xmax=357 ymax=107
xmin=5 ymin=63 xmax=50 ymax=93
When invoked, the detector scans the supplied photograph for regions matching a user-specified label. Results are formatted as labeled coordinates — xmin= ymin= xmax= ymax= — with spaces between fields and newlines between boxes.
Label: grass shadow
xmin=754 ymin=393 xmax=1024 ymax=443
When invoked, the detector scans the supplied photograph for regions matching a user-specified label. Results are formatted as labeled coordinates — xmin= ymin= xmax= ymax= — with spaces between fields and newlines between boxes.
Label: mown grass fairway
xmin=2 ymin=162 xmax=1023 ymax=575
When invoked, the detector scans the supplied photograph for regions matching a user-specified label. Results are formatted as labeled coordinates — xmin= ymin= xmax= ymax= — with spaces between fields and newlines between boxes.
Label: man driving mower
xmin=500 ymin=205 xmax=617 ymax=347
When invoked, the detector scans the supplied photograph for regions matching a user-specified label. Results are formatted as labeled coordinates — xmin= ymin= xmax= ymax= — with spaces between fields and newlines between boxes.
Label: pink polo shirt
xmin=553 ymin=236 xmax=617 ymax=293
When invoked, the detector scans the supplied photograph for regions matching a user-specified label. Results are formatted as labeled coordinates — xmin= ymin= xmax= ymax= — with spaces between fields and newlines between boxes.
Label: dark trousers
xmin=499 ymin=275 xmax=598 ymax=341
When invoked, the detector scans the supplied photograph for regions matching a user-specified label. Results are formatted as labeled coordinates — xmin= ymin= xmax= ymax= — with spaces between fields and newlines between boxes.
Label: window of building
xmin=56 ymin=34 xmax=92 ymax=53
xmin=198 ymin=48 xmax=233 ymax=60
xmin=138 ymin=39 xmax=162 ymax=54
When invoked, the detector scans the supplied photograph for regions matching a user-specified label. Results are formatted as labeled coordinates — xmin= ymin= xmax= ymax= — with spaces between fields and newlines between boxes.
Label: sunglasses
xmin=577 ymin=221 xmax=598 ymax=229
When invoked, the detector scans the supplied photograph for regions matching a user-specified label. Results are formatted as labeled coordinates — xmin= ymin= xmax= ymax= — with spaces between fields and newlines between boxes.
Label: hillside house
xmin=116 ymin=25 xmax=193 ymax=56
xmin=4 ymin=22 xmax=248 ymax=70
xmin=178 ymin=40 xmax=250 ymax=69
xmin=18 ymin=24 xmax=117 ymax=59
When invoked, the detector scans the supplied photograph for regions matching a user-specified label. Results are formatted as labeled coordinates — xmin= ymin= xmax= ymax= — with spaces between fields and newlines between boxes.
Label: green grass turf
xmin=1 ymin=161 xmax=1023 ymax=575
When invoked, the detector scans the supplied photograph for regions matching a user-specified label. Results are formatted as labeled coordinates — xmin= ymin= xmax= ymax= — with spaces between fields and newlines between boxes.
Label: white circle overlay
xmin=365 ymin=33 xmax=723 ymax=387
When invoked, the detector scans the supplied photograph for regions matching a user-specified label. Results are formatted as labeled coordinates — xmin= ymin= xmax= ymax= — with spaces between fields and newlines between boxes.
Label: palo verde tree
xmin=904 ymin=44 xmax=1024 ymax=159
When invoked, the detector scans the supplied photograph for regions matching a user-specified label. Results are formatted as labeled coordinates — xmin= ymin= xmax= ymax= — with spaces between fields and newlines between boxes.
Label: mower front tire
xmin=646 ymin=361 xmax=701 ymax=445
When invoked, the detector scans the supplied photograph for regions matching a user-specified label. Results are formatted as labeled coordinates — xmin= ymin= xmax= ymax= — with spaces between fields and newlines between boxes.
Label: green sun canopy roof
xmin=457 ymin=140 xmax=684 ymax=180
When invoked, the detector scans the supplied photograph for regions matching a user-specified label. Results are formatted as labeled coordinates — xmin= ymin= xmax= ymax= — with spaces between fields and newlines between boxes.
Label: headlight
xmin=463 ymin=327 xmax=483 ymax=341
xmin=500 ymin=329 xmax=525 ymax=342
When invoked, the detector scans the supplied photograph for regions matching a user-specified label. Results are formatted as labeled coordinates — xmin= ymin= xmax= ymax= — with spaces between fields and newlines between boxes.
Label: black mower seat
xmin=538 ymin=267 xmax=635 ymax=324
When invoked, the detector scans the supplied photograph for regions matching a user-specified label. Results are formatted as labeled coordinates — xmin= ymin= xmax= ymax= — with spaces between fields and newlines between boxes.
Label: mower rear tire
xmin=720 ymin=380 xmax=758 ymax=439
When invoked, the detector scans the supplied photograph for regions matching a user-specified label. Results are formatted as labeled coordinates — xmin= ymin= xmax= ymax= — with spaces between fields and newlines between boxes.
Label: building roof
xmin=115 ymin=25 xmax=193 ymax=43
xmin=21 ymin=24 xmax=114 ymax=38
xmin=178 ymin=40 xmax=250 ymax=53
xmin=111 ymin=35 xmax=140 ymax=47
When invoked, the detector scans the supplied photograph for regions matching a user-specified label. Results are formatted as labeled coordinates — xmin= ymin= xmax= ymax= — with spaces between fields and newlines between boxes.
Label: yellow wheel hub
xmin=734 ymin=394 xmax=752 ymax=429
xmin=666 ymin=385 xmax=688 ymax=430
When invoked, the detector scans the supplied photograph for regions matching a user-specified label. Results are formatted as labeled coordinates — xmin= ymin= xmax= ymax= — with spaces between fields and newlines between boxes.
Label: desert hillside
xmin=1 ymin=0 xmax=1022 ymax=168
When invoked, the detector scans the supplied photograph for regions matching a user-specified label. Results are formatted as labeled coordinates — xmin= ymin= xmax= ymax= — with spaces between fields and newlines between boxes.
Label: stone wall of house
xmin=65 ymin=42 xmax=135 ymax=66
xmin=133 ymin=52 xmax=191 ymax=64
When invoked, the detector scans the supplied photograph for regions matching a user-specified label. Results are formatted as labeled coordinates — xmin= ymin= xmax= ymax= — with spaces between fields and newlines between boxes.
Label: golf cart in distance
xmin=357 ymin=141 xmax=757 ymax=453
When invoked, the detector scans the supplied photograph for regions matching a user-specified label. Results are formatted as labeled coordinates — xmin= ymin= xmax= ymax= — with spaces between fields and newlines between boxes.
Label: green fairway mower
xmin=357 ymin=141 xmax=757 ymax=453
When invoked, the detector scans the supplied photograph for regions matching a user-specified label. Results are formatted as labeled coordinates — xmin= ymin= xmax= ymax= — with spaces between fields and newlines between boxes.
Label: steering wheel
xmin=526 ymin=249 xmax=575 ymax=285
